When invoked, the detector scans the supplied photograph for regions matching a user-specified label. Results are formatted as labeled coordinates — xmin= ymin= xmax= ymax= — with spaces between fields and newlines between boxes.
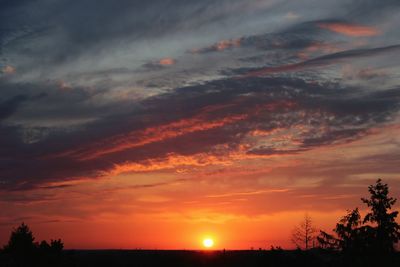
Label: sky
xmin=0 ymin=0 xmax=400 ymax=250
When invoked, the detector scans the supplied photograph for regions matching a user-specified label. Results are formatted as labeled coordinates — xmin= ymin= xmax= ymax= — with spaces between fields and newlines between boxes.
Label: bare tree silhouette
xmin=291 ymin=214 xmax=317 ymax=250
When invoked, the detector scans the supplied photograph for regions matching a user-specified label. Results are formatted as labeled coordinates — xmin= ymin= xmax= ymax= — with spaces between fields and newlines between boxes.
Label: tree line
xmin=1 ymin=179 xmax=399 ymax=266
xmin=1 ymin=223 xmax=65 ymax=266
xmin=291 ymin=179 xmax=400 ymax=264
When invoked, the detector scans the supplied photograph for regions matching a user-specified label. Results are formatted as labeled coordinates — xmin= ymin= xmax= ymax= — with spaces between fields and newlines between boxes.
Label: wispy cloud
xmin=191 ymin=38 xmax=242 ymax=53
xmin=318 ymin=22 xmax=380 ymax=37
xmin=206 ymin=189 xmax=291 ymax=198
xmin=1 ymin=65 xmax=16 ymax=74
xmin=159 ymin=58 xmax=176 ymax=66
xmin=1 ymin=74 xmax=398 ymax=191
xmin=242 ymin=44 xmax=400 ymax=77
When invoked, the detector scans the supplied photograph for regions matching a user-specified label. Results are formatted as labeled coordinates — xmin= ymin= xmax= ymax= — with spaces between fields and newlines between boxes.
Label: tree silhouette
xmin=3 ymin=222 xmax=36 ymax=255
xmin=361 ymin=179 xmax=400 ymax=253
xmin=39 ymin=240 xmax=51 ymax=251
xmin=2 ymin=223 xmax=66 ymax=266
xmin=333 ymin=208 xmax=375 ymax=253
xmin=317 ymin=230 xmax=338 ymax=250
xmin=3 ymin=223 xmax=37 ymax=266
xmin=291 ymin=214 xmax=317 ymax=250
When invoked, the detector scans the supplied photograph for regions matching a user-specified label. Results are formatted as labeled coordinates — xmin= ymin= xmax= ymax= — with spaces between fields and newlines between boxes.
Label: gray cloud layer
xmin=1 ymin=74 xmax=399 ymax=190
xmin=0 ymin=0 xmax=400 ymax=191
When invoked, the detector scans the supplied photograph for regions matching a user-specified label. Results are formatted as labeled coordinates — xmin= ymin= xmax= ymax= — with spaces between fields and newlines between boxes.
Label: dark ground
xmin=0 ymin=250 xmax=400 ymax=267
xmin=2 ymin=249 xmax=400 ymax=267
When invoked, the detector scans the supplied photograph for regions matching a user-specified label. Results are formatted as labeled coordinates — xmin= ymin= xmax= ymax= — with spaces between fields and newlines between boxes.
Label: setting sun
xmin=203 ymin=238 xmax=214 ymax=248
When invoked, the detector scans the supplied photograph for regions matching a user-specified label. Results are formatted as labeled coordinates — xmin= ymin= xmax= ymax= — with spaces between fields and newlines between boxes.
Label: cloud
xmin=1 ymin=65 xmax=16 ymax=74
xmin=0 ymin=192 xmax=56 ymax=204
xmin=0 ymin=0 xmax=292 ymax=83
xmin=190 ymin=21 xmax=321 ymax=55
xmin=140 ymin=58 xmax=177 ymax=72
xmin=247 ymin=147 xmax=308 ymax=156
xmin=0 ymin=75 xmax=399 ymax=191
xmin=318 ymin=22 xmax=380 ymax=37
xmin=241 ymin=44 xmax=400 ymax=77
xmin=0 ymin=1 xmax=399 ymax=194
xmin=206 ymin=188 xmax=291 ymax=198
xmin=296 ymin=41 xmax=342 ymax=60
xmin=342 ymin=65 xmax=388 ymax=80
xmin=68 ymin=113 xmax=248 ymax=160
xmin=95 ymin=179 xmax=188 ymax=195
xmin=0 ymin=95 xmax=28 ymax=121
xmin=191 ymin=38 xmax=241 ymax=53
xmin=284 ymin=12 xmax=300 ymax=21
xmin=158 ymin=58 xmax=176 ymax=66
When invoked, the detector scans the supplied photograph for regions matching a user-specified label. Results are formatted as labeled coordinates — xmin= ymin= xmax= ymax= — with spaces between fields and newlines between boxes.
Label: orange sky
xmin=1 ymin=124 xmax=399 ymax=249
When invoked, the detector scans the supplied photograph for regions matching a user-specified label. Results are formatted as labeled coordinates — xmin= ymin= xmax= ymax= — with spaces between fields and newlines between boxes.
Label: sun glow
xmin=202 ymin=238 xmax=214 ymax=248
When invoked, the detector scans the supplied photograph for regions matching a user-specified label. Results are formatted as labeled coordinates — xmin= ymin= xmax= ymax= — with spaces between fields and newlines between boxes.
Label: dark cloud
xmin=0 ymin=191 xmax=55 ymax=203
xmin=191 ymin=20 xmax=327 ymax=55
xmin=345 ymin=0 xmax=400 ymax=19
xmin=191 ymin=18 xmax=376 ymax=57
xmin=0 ymin=74 xmax=399 ymax=191
xmin=0 ymin=95 xmax=28 ymax=121
xmin=239 ymin=44 xmax=400 ymax=77
xmin=0 ymin=0 xmax=278 ymax=67
xmin=141 ymin=58 xmax=177 ymax=72
xmin=0 ymin=216 xmax=34 ymax=226
xmin=247 ymin=147 xmax=307 ymax=156
xmin=0 ymin=0 xmax=399 ymax=194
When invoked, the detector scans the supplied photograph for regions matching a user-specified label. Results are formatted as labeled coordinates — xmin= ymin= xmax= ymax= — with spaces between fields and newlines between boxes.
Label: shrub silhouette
xmin=2 ymin=222 xmax=65 ymax=266
xmin=50 ymin=239 xmax=64 ymax=253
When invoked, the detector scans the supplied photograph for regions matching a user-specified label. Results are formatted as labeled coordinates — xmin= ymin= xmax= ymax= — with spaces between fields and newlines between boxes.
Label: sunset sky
xmin=1 ymin=0 xmax=400 ymax=250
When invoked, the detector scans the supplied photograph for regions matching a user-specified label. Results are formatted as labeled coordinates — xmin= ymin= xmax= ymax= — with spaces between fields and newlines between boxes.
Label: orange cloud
xmin=57 ymin=80 xmax=72 ymax=91
xmin=72 ymin=100 xmax=296 ymax=161
xmin=206 ymin=189 xmax=291 ymax=198
xmin=106 ymin=153 xmax=233 ymax=175
xmin=77 ymin=113 xmax=248 ymax=160
xmin=318 ymin=22 xmax=380 ymax=37
xmin=2 ymin=65 xmax=16 ymax=74
xmin=215 ymin=39 xmax=241 ymax=51
xmin=297 ymin=42 xmax=342 ymax=60
xmin=241 ymin=62 xmax=305 ymax=77
xmin=191 ymin=38 xmax=241 ymax=53
xmin=107 ymin=138 xmax=302 ymax=176
xmin=159 ymin=58 xmax=176 ymax=65
xmin=48 ymin=99 xmax=297 ymax=170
